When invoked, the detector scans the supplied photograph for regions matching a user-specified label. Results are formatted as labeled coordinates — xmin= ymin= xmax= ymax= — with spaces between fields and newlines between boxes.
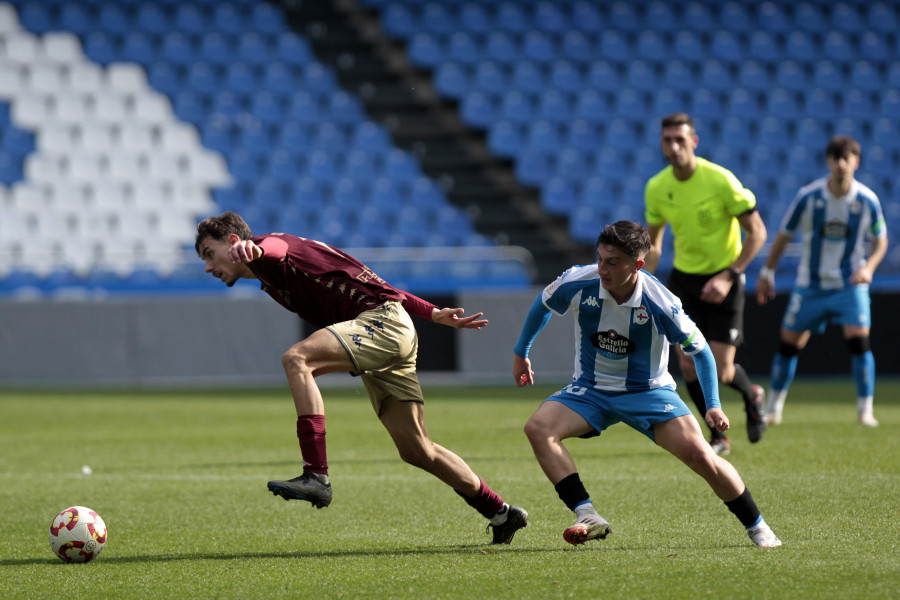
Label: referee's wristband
xmin=759 ymin=266 xmax=775 ymax=280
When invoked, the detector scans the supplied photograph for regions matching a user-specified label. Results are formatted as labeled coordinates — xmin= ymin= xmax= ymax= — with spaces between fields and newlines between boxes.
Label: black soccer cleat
xmin=488 ymin=505 xmax=528 ymax=545
xmin=267 ymin=472 xmax=333 ymax=509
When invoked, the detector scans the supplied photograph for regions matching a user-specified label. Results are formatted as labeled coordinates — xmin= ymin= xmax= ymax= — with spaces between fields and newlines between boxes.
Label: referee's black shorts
xmin=667 ymin=268 xmax=745 ymax=347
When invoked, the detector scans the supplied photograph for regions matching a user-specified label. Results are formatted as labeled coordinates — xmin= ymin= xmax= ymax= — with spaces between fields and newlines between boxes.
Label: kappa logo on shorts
xmin=350 ymin=334 xmax=364 ymax=348
xmin=664 ymin=404 xmax=676 ymax=412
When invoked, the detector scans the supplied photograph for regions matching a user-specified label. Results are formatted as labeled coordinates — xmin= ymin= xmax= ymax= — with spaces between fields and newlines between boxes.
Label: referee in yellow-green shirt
xmin=644 ymin=113 xmax=768 ymax=456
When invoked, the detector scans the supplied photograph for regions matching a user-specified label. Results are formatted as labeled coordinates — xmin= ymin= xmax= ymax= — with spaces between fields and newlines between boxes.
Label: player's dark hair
xmin=825 ymin=135 xmax=861 ymax=160
xmin=195 ymin=211 xmax=253 ymax=253
xmin=661 ymin=112 xmax=695 ymax=133
xmin=596 ymin=221 xmax=651 ymax=260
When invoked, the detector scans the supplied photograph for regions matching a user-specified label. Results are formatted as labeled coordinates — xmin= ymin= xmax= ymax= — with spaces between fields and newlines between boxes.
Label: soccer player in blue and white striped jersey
xmin=514 ymin=221 xmax=781 ymax=548
xmin=756 ymin=135 xmax=888 ymax=427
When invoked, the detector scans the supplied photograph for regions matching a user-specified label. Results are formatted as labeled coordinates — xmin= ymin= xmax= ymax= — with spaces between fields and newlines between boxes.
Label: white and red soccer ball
xmin=49 ymin=506 xmax=107 ymax=563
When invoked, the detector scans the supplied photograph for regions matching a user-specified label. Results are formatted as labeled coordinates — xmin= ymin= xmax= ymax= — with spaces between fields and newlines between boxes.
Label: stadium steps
xmin=277 ymin=0 xmax=593 ymax=281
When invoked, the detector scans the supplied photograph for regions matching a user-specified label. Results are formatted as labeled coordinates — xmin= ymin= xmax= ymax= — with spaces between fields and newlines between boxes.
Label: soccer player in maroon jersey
xmin=195 ymin=212 xmax=527 ymax=544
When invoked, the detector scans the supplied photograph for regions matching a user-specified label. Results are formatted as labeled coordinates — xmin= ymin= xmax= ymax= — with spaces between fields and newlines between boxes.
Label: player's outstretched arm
xmin=431 ymin=307 xmax=488 ymax=330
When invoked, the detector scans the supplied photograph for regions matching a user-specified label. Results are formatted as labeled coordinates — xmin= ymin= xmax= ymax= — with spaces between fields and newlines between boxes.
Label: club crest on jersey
xmin=591 ymin=329 xmax=636 ymax=359
xmin=633 ymin=306 xmax=649 ymax=325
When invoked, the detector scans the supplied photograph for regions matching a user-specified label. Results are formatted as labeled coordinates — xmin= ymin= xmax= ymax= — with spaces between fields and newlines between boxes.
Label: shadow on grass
xmin=2 ymin=545 xmax=576 ymax=566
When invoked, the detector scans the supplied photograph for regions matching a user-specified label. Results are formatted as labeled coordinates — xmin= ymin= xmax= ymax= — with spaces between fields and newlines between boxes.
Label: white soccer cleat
xmin=747 ymin=522 xmax=782 ymax=548
xmin=858 ymin=412 xmax=879 ymax=427
xmin=765 ymin=411 xmax=782 ymax=426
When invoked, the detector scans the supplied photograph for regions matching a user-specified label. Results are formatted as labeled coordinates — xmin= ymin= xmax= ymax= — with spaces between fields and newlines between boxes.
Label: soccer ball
xmin=48 ymin=506 xmax=108 ymax=563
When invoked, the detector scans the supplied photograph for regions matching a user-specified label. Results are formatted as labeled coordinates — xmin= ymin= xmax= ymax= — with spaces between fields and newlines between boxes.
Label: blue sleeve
xmin=514 ymin=294 xmax=553 ymax=357
xmin=692 ymin=345 xmax=721 ymax=411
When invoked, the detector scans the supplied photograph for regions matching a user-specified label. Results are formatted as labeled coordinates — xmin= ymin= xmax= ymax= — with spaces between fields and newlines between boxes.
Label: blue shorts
xmin=782 ymin=286 xmax=871 ymax=333
xmin=546 ymin=381 xmax=693 ymax=442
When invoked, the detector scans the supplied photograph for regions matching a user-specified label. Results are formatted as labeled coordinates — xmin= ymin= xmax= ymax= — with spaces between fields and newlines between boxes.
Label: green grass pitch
xmin=1 ymin=380 xmax=897 ymax=599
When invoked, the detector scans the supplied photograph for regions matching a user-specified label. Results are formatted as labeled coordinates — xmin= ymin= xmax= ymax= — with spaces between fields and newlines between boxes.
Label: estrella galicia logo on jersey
xmin=633 ymin=306 xmax=649 ymax=325
xmin=821 ymin=221 xmax=850 ymax=239
xmin=591 ymin=329 xmax=636 ymax=359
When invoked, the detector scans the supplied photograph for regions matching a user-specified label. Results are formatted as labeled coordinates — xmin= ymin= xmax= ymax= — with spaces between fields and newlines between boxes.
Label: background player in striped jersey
xmin=756 ymin=136 xmax=888 ymax=427
xmin=644 ymin=113 xmax=769 ymax=456
xmin=195 ymin=211 xmax=528 ymax=544
xmin=513 ymin=221 xmax=780 ymax=548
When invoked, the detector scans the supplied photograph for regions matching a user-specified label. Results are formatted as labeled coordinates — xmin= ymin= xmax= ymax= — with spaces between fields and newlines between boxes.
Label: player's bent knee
xmin=281 ymin=345 xmax=313 ymax=375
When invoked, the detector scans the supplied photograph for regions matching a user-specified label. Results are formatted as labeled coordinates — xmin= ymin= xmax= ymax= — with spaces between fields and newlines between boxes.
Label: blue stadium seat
xmin=812 ymin=61 xmax=846 ymax=92
xmin=841 ymin=89 xmax=874 ymax=118
xmin=278 ymin=121 xmax=310 ymax=152
xmin=459 ymin=91 xmax=495 ymax=128
xmin=850 ymin=61 xmax=883 ymax=92
xmin=599 ymin=31 xmax=630 ymax=63
xmin=587 ymin=61 xmax=622 ymax=92
xmin=1 ymin=127 xmax=34 ymax=155
xmin=329 ymin=91 xmax=365 ymax=125
xmin=662 ymin=61 xmax=697 ymax=91
xmin=173 ymin=90 xmax=207 ymax=125
xmin=384 ymin=149 xmax=421 ymax=184
xmin=784 ymin=31 xmax=817 ymax=62
xmin=635 ymin=31 xmax=668 ymax=62
xmin=537 ymin=89 xmax=573 ymax=122
xmin=614 ymin=88 xmax=647 ymax=122
xmin=719 ymin=116 xmax=755 ymax=151
xmin=787 ymin=146 xmax=818 ymax=179
xmin=625 ymin=60 xmax=658 ymax=92
xmin=487 ymin=120 xmax=522 ymax=158
xmin=17 ymin=2 xmax=54 ymax=33
xmin=236 ymin=32 xmax=271 ymax=64
xmin=448 ymin=32 xmax=480 ymax=64
xmin=174 ymin=3 xmax=208 ymax=34
xmin=549 ymin=60 xmax=583 ymax=93
xmin=484 ymin=31 xmax=518 ymax=62
xmin=553 ymin=148 xmax=588 ymax=183
xmin=495 ymin=2 xmax=529 ymax=33
xmin=229 ymin=149 xmax=262 ymax=183
xmin=646 ymin=1 xmax=678 ymax=30
xmin=561 ymin=31 xmax=593 ymax=62
xmin=720 ymin=1 xmax=752 ymax=32
xmin=472 ymin=61 xmax=508 ymax=94
xmin=83 ymin=32 xmax=119 ymax=65
xmin=408 ymin=32 xmax=443 ymax=68
xmin=570 ymin=203 xmax=607 ymax=243
xmin=381 ymin=3 xmax=416 ymax=38
xmin=749 ymin=146 xmax=782 ymax=179
xmin=420 ymin=2 xmax=456 ymax=34
xmin=275 ymin=33 xmax=313 ymax=65
xmin=708 ymin=144 xmax=745 ymax=175
xmin=434 ymin=62 xmax=468 ymax=99
xmin=306 ymin=150 xmax=340 ymax=184
xmin=867 ymin=145 xmax=896 ymax=177
xmin=868 ymin=2 xmax=899 ymax=34
xmin=525 ymin=120 xmax=562 ymax=153
xmin=748 ymin=31 xmax=781 ymax=63
xmin=690 ymin=88 xmax=723 ymax=119
xmin=212 ymin=4 xmax=247 ymax=35
xmin=266 ymin=149 xmax=303 ymax=185
xmin=823 ymin=32 xmax=855 ymax=62
xmin=121 ymin=32 xmax=157 ymax=65
xmin=796 ymin=118 xmax=829 ymax=147
xmin=602 ymin=120 xmax=637 ymax=153
xmin=565 ymin=119 xmax=598 ymax=151
xmin=793 ymin=2 xmax=827 ymax=34
xmin=515 ymin=148 xmax=552 ymax=186
xmin=185 ymin=62 xmax=220 ymax=94
xmin=353 ymin=121 xmax=391 ymax=153
xmin=511 ymin=60 xmax=544 ymax=93
xmin=805 ymin=89 xmax=838 ymax=120
xmin=652 ymin=88 xmax=684 ymax=119
xmin=225 ymin=62 xmax=260 ymax=94
xmin=758 ymin=116 xmax=792 ymax=150
xmin=198 ymin=32 xmax=232 ymax=65
xmin=288 ymin=91 xmax=324 ymax=124
xmin=314 ymin=122 xmax=348 ymax=152
xmin=523 ymin=31 xmax=557 ymax=62
xmin=580 ymin=176 xmax=611 ymax=208
xmin=710 ymin=31 xmax=744 ymax=63
xmin=239 ymin=120 xmax=274 ymax=155
xmin=831 ymin=2 xmax=863 ymax=33
xmin=201 ymin=119 xmax=234 ymax=154
xmin=534 ymin=1 xmax=569 ymax=33
xmin=756 ymin=1 xmax=790 ymax=33
xmin=541 ymin=177 xmax=575 ymax=215
xmin=683 ymin=1 xmax=715 ymax=32
xmin=147 ymin=62 xmax=182 ymax=96
xmin=459 ymin=2 xmax=493 ymax=34
xmin=261 ymin=61 xmax=297 ymax=97
xmin=609 ymin=1 xmax=640 ymax=32
xmin=871 ymin=117 xmax=900 ymax=150
xmin=774 ymin=60 xmax=809 ymax=92
xmin=570 ymin=1 xmax=602 ymax=32
xmin=700 ymin=60 xmax=734 ymax=92
xmin=134 ymin=4 xmax=169 ymax=34
xmin=499 ymin=90 xmax=534 ymax=123
xmin=98 ymin=3 xmax=130 ymax=34
xmin=737 ymin=60 xmax=770 ymax=92
xmin=251 ymin=92 xmax=285 ymax=125
xmin=767 ymin=88 xmax=800 ymax=120
xmin=859 ymin=32 xmax=890 ymax=63
xmin=673 ymin=31 xmax=705 ymax=62
xmin=633 ymin=146 xmax=663 ymax=180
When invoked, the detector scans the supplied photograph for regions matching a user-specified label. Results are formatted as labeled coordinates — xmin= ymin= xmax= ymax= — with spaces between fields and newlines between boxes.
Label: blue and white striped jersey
xmin=781 ymin=177 xmax=887 ymax=290
xmin=541 ymin=265 xmax=706 ymax=392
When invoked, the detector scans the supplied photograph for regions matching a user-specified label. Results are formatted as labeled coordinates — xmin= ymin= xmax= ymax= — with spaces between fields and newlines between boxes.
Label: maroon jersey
xmin=248 ymin=234 xmax=436 ymax=328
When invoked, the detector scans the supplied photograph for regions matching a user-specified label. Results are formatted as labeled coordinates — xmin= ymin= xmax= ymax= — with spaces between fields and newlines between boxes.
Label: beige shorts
xmin=326 ymin=301 xmax=424 ymax=415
